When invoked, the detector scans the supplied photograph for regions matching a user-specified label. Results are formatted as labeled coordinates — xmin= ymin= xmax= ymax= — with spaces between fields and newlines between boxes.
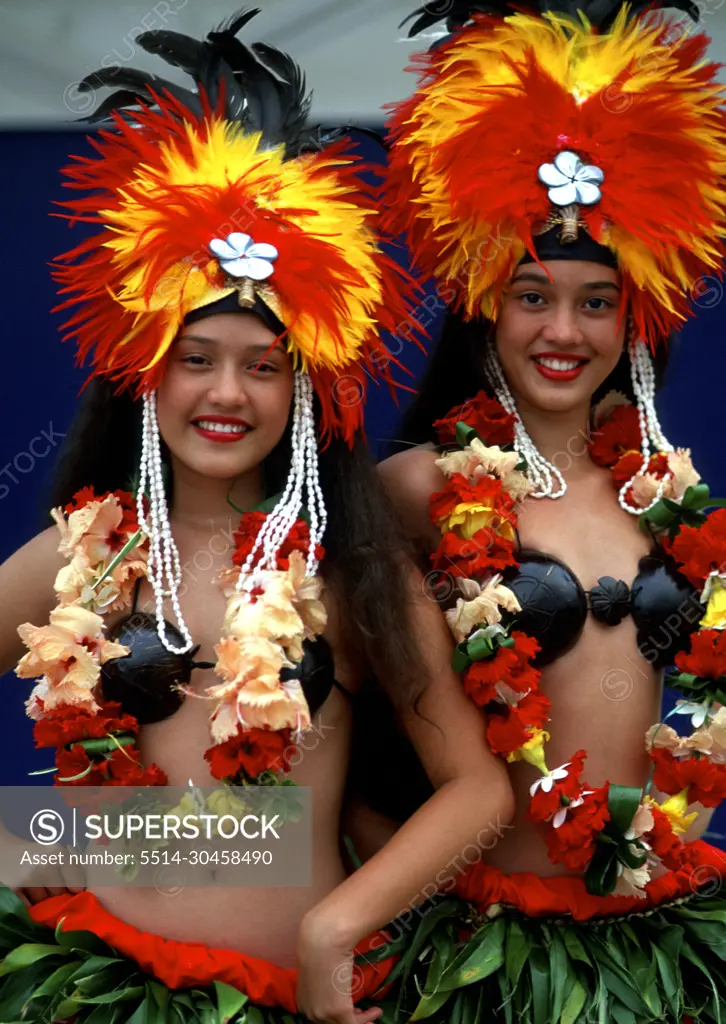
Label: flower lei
xmin=17 ymin=488 xmax=326 ymax=790
xmin=432 ymin=390 xmax=726 ymax=898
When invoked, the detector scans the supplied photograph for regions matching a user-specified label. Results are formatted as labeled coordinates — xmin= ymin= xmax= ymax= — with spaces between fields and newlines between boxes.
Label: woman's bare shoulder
xmin=377 ymin=445 xmax=447 ymax=546
xmin=0 ymin=525 xmax=66 ymax=676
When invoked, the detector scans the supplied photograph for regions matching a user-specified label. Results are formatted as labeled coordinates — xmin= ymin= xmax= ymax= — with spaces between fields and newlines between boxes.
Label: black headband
xmin=183 ymin=293 xmax=287 ymax=336
xmin=520 ymin=227 xmax=619 ymax=270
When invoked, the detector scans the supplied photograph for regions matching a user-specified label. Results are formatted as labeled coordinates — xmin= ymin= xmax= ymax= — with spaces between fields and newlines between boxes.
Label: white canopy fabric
xmin=0 ymin=0 xmax=442 ymax=126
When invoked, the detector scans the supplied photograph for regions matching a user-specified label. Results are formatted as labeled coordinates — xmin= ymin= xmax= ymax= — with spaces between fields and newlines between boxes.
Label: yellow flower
xmin=445 ymin=575 xmax=520 ymax=643
xmin=443 ymin=502 xmax=517 ymax=542
xmin=506 ymin=728 xmax=550 ymax=773
xmin=206 ymin=787 xmax=248 ymax=820
xmin=650 ymin=790 xmax=699 ymax=836
xmin=701 ymin=576 xmax=726 ymax=630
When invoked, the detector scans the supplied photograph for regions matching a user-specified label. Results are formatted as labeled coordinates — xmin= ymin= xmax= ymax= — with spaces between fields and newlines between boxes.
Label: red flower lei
xmin=432 ymin=390 xmax=726 ymax=894
xmin=18 ymin=489 xmax=325 ymax=791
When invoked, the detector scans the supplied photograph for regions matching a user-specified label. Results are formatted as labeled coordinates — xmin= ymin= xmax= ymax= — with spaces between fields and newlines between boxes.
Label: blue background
xmin=2 ymin=128 xmax=724 ymax=844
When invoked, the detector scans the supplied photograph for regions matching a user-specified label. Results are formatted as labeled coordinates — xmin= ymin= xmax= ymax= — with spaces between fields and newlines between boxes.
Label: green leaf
xmin=410 ymin=987 xmax=453 ymax=1021
xmin=562 ymin=928 xmax=591 ymax=967
xmin=607 ymin=784 xmax=642 ymax=835
xmin=560 ymin=978 xmax=588 ymax=1024
xmin=214 ymin=980 xmax=248 ymax=1024
xmin=528 ymin=947 xmax=550 ymax=1024
xmin=651 ymin=941 xmax=680 ymax=1012
xmin=549 ymin=930 xmax=570 ymax=1022
xmin=598 ymin=967 xmax=649 ymax=1014
xmin=55 ymin=926 xmax=114 ymax=957
xmin=610 ymin=1002 xmax=636 ymax=1024
xmin=504 ymin=919 xmax=530 ymax=989
xmin=0 ymin=942 xmax=68 ymax=975
xmin=83 ymin=1004 xmax=123 ymax=1024
xmin=26 ymin=959 xmax=81 ymax=999
xmin=76 ymin=985 xmax=146 ymax=1005
xmin=439 ymin=916 xmax=506 ymax=990
xmin=127 ymin=993 xmax=165 ymax=1024
xmin=53 ymin=995 xmax=82 ymax=1019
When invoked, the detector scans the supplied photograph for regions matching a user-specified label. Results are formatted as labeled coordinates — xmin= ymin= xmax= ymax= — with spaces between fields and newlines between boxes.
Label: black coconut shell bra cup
xmin=500 ymin=546 xmax=705 ymax=668
xmin=100 ymin=580 xmax=346 ymax=725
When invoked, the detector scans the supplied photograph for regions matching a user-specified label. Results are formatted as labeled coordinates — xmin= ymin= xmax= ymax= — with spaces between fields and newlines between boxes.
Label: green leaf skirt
xmin=0 ymin=887 xmax=310 ymax=1024
xmin=363 ymin=882 xmax=726 ymax=1024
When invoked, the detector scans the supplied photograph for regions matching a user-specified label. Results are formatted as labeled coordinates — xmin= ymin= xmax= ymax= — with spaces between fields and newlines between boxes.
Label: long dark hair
xmin=50 ymin=377 xmax=428 ymax=711
xmin=394 ymin=307 xmax=673 ymax=453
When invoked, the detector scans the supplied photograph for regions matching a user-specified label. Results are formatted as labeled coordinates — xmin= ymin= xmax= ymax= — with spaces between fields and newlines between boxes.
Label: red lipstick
xmin=532 ymin=351 xmax=589 ymax=383
xmin=191 ymin=415 xmax=252 ymax=444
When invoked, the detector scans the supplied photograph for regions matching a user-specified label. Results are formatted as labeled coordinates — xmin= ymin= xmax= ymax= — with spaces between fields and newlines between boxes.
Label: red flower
xmin=589 ymin=405 xmax=641 ymax=468
xmin=611 ymin=451 xmax=668 ymax=490
xmin=663 ymin=508 xmax=726 ymax=588
xmin=103 ymin=748 xmax=167 ymax=786
xmin=649 ymin=804 xmax=688 ymax=870
xmin=486 ymin=691 xmax=551 ymax=757
xmin=55 ymin=746 xmax=105 ymax=786
xmin=543 ymin=786 xmax=610 ymax=871
xmin=430 ymin=526 xmax=517 ymax=577
xmin=463 ymin=632 xmax=541 ymax=707
xmin=434 ymin=391 xmax=515 ymax=448
xmin=205 ymin=728 xmax=293 ymax=782
xmin=33 ymin=702 xmax=139 ymax=749
xmin=528 ymin=749 xmax=588 ymax=823
xmin=430 ymin=474 xmax=514 ymax=529
xmin=232 ymin=512 xmax=324 ymax=570
xmin=651 ymin=748 xmax=726 ymax=807
xmin=675 ymin=629 xmax=726 ymax=681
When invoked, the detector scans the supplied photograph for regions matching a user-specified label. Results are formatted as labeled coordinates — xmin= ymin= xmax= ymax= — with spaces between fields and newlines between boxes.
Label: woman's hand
xmin=1 ymin=834 xmax=86 ymax=908
xmin=296 ymin=911 xmax=383 ymax=1024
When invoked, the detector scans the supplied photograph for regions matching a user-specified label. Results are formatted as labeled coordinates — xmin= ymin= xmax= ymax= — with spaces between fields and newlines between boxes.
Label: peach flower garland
xmin=431 ymin=391 xmax=726 ymax=898
xmin=16 ymin=489 xmax=326 ymax=787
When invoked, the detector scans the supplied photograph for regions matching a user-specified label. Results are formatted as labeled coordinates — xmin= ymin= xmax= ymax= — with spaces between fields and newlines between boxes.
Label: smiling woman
xmin=365 ymin=0 xmax=726 ymax=1019
xmin=0 ymin=9 xmax=516 ymax=1024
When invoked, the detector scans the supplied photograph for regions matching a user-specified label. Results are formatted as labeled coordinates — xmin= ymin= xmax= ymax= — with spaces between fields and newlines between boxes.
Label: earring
xmin=483 ymin=343 xmax=567 ymax=499
xmin=617 ymin=339 xmax=674 ymax=516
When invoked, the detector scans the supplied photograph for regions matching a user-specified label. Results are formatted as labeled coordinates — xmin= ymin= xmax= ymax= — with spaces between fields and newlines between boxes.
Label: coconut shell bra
xmin=100 ymin=581 xmax=346 ymax=726
xmin=504 ymin=547 xmax=702 ymax=668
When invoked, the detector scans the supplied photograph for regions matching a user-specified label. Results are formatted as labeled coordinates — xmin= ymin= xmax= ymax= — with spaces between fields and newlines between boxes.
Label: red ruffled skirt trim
xmin=28 ymin=891 xmax=395 ymax=1012
xmin=454 ymin=839 xmax=726 ymax=920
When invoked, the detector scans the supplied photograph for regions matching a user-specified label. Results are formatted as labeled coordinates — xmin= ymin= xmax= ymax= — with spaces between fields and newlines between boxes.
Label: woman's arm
xmin=296 ymin=567 xmax=514 ymax=1024
xmin=0 ymin=526 xmax=66 ymax=677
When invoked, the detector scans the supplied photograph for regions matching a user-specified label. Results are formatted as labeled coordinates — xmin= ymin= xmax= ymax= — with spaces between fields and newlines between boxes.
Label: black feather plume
xmin=135 ymin=29 xmax=207 ymax=78
xmin=81 ymin=7 xmax=313 ymax=155
xmin=402 ymin=0 xmax=699 ymax=39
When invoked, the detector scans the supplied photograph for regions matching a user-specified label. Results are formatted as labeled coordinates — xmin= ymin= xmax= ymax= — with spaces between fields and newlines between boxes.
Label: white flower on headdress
xmin=209 ymin=232 xmax=279 ymax=280
xmin=538 ymin=151 xmax=604 ymax=207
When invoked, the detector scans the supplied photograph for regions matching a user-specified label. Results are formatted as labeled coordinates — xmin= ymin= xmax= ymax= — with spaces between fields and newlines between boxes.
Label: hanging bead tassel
xmin=618 ymin=340 xmax=674 ymax=516
xmin=484 ymin=345 xmax=567 ymax=499
xmin=136 ymin=391 xmax=195 ymax=655
xmin=236 ymin=370 xmax=327 ymax=593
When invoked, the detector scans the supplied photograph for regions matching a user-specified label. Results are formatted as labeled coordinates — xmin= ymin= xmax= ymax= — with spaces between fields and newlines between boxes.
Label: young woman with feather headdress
xmin=0 ymin=10 xmax=513 ymax=1024
xmin=352 ymin=0 xmax=726 ymax=1018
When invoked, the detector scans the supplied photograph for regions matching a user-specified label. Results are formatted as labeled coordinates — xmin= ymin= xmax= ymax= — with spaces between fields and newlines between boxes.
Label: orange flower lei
xmin=17 ymin=489 xmax=325 ymax=789
xmin=432 ymin=392 xmax=726 ymax=897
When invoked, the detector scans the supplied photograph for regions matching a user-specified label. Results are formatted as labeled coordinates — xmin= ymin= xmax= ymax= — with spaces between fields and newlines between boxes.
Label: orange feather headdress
xmin=53 ymin=10 xmax=417 ymax=444
xmin=385 ymin=0 xmax=726 ymax=347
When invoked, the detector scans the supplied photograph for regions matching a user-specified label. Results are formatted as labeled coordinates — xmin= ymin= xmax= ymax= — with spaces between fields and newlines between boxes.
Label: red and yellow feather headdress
xmin=53 ymin=10 xmax=417 ymax=444
xmin=385 ymin=0 xmax=726 ymax=346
